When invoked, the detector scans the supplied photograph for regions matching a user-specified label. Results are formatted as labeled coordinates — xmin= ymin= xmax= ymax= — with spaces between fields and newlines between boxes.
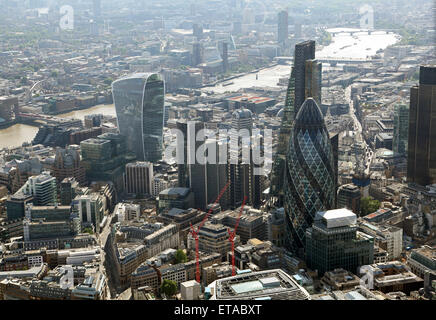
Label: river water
xmin=0 ymin=29 xmax=400 ymax=149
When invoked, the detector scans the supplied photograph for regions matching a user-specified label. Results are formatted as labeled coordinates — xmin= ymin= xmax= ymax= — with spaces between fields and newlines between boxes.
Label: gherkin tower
xmin=284 ymin=98 xmax=336 ymax=253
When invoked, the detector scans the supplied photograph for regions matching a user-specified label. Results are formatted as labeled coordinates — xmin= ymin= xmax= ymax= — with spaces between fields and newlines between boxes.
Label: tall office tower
xmin=60 ymin=177 xmax=79 ymax=206
xmin=192 ymin=42 xmax=202 ymax=66
xmin=125 ymin=162 xmax=154 ymax=196
xmin=93 ymin=0 xmax=101 ymax=18
xmin=305 ymin=59 xmax=322 ymax=107
xmin=22 ymin=172 xmax=58 ymax=206
xmin=176 ymin=120 xmax=208 ymax=210
xmin=294 ymin=40 xmax=316 ymax=113
xmin=294 ymin=23 xmax=302 ymax=38
xmin=270 ymin=68 xmax=295 ymax=205
xmin=284 ymin=98 xmax=336 ymax=254
xmin=393 ymin=103 xmax=409 ymax=156
xmin=305 ymin=209 xmax=374 ymax=275
xmin=222 ymin=42 xmax=229 ymax=73
xmin=407 ymin=66 xmax=436 ymax=186
xmin=205 ymin=138 xmax=229 ymax=209
xmin=232 ymin=21 xmax=242 ymax=35
xmin=227 ymin=109 xmax=263 ymax=209
xmin=193 ymin=23 xmax=203 ymax=40
xmin=80 ymin=133 xmax=135 ymax=193
xmin=337 ymin=184 xmax=361 ymax=215
xmin=52 ymin=146 xmax=86 ymax=186
xmin=112 ymin=73 xmax=165 ymax=163
xmin=277 ymin=10 xmax=288 ymax=44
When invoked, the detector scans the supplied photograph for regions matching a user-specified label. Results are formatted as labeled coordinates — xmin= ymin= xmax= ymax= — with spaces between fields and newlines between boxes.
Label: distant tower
xmin=270 ymin=67 xmax=295 ymax=205
xmin=305 ymin=59 xmax=322 ymax=107
xmin=294 ymin=40 xmax=316 ymax=113
xmin=192 ymin=42 xmax=202 ymax=66
xmin=407 ymin=65 xmax=436 ymax=186
xmin=284 ymin=98 xmax=336 ymax=254
xmin=222 ymin=42 xmax=229 ymax=73
xmin=277 ymin=10 xmax=288 ymax=45
xmin=93 ymin=0 xmax=101 ymax=19
xmin=392 ymin=103 xmax=409 ymax=156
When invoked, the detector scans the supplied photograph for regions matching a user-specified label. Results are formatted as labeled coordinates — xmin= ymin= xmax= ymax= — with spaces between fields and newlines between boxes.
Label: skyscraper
xmin=305 ymin=59 xmax=322 ymax=107
xmin=337 ymin=184 xmax=361 ymax=215
xmin=112 ymin=73 xmax=165 ymax=163
xmin=277 ymin=10 xmax=288 ymax=45
xmin=393 ymin=104 xmax=409 ymax=156
xmin=407 ymin=65 xmax=436 ymax=186
xmin=93 ymin=0 xmax=101 ymax=18
xmin=22 ymin=172 xmax=58 ymax=206
xmin=284 ymin=98 xmax=336 ymax=253
xmin=270 ymin=68 xmax=295 ymax=205
xmin=305 ymin=209 xmax=374 ymax=275
xmin=294 ymin=41 xmax=316 ymax=113
xmin=125 ymin=162 xmax=154 ymax=196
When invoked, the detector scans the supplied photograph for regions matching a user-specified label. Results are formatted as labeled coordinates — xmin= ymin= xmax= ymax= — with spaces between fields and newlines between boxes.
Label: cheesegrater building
xmin=284 ymin=98 xmax=336 ymax=253
xmin=112 ymin=73 xmax=165 ymax=163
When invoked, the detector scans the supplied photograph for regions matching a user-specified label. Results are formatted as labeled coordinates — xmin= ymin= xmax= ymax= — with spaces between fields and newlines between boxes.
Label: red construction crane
xmin=228 ymin=196 xmax=248 ymax=276
xmin=189 ymin=180 xmax=230 ymax=283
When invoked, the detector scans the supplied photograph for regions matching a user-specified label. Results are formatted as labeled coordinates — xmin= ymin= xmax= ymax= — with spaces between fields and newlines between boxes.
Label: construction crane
xmin=189 ymin=181 xmax=231 ymax=283
xmin=228 ymin=196 xmax=248 ymax=276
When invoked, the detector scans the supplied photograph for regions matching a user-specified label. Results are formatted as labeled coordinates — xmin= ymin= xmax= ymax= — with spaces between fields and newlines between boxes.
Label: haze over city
xmin=0 ymin=0 xmax=434 ymax=307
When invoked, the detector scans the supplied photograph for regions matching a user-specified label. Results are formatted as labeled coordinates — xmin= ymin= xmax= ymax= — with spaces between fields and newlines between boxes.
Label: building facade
xmin=284 ymin=98 xmax=336 ymax=253
xmin=112 ymin=73 xmax=165 ymax=163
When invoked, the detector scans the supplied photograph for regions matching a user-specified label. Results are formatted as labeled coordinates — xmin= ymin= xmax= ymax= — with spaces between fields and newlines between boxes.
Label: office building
xmin=6 ymin=193 xmax=33 ymax=221
xmin=407 ymin=245 xmax=436 ymax=292
xmin=305 ymin=59 xmax=322 ymax=107
xmin=270 ymin=68 xmax=295 ymax=205
xmin=359 ymin=262 xmax=424 ymax=295
xmin=277 ymin=10 xmax=288 ymax=44
xmin=407 ymin=65 xmax=436 ymax=186
xmin=337 ymin=184 xmax=361 ymax=215
xmin=52 ymin=146 xmax=86 ymax=186
xmin=80 ymin=133 xmax=135 ymax=193
xmin=284 ymin=98 xmax=336 ymax=253
xmin=208 ymin=269 xmax=311 ymax=300
xmin=358 ymin=220 xmax=403 ymax=260
xmin=305 ymin=209 xmax=374 ymax=275
xmin=158 ymin=188 xmax=195 ymax=213
xmin=392 ymin=104 xmax=409 ymax=156
xmin=112 ymin=73 xmax=165 ymax=163
xmin=21 ymin=172 xmax=57 ymax=207
xmin=125 ymin=162 xmax=154 ymax=196
xmin=294 ymin=40 xmax=316 ymax=113
xmin=60 ymin=177 xmax=80 ymax=206
xmin=187 ymin=222 xmax=239 ymax=257
xmin=73 ymin=194 xmax=106 ymax=233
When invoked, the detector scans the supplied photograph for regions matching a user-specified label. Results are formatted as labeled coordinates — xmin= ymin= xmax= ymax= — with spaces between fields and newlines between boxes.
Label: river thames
xmin=0 ymin=29 xmax=400 ymax=149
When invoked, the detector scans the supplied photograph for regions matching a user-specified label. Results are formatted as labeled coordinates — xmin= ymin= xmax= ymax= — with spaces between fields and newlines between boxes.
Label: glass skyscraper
xmin=284 ymin=98 xmax=336 ymax=253
xmin=112 ymin=73 xmax=165 ymax=163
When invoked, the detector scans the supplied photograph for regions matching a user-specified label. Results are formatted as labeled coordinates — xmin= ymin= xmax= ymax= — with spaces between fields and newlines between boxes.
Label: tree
xmin=361 ymin=197 xmax=380 ymax=216
xmin=160 ymin=279 xmax=177 ymax=297
xmin=174 ymin=249 xmax=187 ymax=264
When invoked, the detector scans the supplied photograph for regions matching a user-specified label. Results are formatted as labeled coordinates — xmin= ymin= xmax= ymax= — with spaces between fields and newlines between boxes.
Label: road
xmin=345 ymin=85 xmax=374 ymax=175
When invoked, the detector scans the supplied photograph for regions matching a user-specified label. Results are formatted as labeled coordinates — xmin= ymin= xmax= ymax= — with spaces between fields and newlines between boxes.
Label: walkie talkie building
xmin=284 ymin=98 xmax=336 ymax=253
xmin=112 ymin=73 xmax=165 ymax=163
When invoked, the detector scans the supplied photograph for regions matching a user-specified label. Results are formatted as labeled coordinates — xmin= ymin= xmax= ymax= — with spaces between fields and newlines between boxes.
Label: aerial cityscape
xmin=0 ymin=0 xmax=434 ymax=304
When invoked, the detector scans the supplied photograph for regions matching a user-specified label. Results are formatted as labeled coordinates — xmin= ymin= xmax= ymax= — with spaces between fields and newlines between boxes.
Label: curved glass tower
xmin=284 ymin=98 xmax=336 ymax=252
xmin=112 ymin=73 xmax=165 ymax=162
